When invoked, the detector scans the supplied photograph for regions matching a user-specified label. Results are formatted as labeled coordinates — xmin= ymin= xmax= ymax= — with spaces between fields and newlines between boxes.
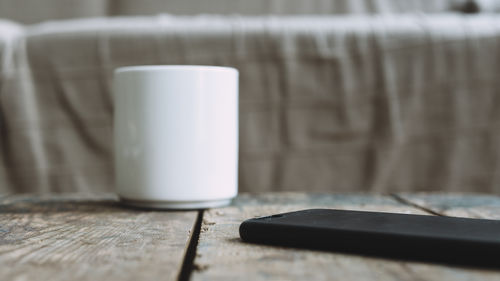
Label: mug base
xmin=119 ymin=197 xmax=233 ymax=210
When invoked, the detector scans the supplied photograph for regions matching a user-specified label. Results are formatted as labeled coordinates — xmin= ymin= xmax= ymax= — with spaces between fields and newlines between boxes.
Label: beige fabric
xmin=0 ymin=20 xmax=24 ymax=193
xmin=0 ymin=0 xmax=108 ymax=24
xmin=1 ymin=14 xmax=500 ymax=194
xmin=110 ymin=0 xmax=468 ymax=16
xmin=0 ymin=0 xmax=471 ymax=24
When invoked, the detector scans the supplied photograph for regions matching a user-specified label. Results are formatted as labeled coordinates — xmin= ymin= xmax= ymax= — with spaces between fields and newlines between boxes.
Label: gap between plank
xmin=178 ymin=210 xmax=204 ymax=281
xmin=390 ymin=193 xmax=444 ymax=216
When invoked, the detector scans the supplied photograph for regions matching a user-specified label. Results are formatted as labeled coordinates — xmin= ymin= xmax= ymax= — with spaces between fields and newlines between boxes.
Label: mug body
xmin=114 ymin=65 xmax=238 ymax=209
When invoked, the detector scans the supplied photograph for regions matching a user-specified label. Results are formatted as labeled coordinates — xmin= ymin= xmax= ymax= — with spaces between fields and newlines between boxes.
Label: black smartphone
xmin=239 ymin=209 xmax=500 ymax=268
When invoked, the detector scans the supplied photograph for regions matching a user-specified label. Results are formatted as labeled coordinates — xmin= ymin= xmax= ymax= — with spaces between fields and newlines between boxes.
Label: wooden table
xmin=1 ymin=192 xmax=500 ymax=281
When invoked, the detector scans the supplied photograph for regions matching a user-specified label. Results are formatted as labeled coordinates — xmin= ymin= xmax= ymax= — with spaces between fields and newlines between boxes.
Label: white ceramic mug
xmin=114 ymin=65 xmax=239 ymax=209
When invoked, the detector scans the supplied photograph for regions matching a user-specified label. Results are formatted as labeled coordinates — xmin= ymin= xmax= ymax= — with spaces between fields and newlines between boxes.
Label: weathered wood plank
xmin=0 ymin=193 xmax=197 ymax=281
xmin=192 ymin=192 xmax=500 ymax=281
xmin=395 ymin=193 xmax=500 ymax=219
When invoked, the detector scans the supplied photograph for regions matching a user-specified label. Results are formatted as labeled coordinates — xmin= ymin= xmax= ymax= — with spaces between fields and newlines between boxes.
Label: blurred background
xmin=1 ymin=0 xmax=500 ymax=195
xmin=0 ymin=0 xmax=493 ymax=24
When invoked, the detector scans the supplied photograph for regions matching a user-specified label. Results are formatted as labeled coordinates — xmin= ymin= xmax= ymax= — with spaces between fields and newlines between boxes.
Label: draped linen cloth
xmin=1 ymin=14 xmax=500 ymax=194
xmin=0 ymin=0 xmax=472 ymax=24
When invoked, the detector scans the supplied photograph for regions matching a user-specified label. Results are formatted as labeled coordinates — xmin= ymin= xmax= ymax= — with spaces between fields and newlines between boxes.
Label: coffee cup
xmin=114 ymin=65 xmax=238 ymax=209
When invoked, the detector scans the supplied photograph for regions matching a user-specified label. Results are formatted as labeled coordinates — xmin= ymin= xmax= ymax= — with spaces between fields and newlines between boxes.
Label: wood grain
xmin=395 ymin=193 xmax=500 ymax=219
xmin=192 ymin=192 xmax=500 ymax=281
xmin=0 ymin=193 xmax=197 ymax=281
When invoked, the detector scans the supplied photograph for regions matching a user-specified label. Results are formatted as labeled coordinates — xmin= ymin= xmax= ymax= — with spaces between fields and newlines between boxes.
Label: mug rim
xmin=114 ymin=65 xmax=238 ymax=74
